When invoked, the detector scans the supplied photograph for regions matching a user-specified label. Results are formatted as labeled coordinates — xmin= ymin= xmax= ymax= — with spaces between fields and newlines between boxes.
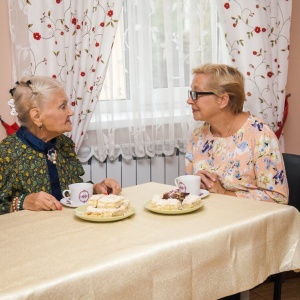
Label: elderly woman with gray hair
xmin=0 ymin=76 xmax=121 ymax=214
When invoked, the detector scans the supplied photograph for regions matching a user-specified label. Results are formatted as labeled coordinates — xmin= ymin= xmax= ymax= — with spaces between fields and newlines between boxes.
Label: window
xmin=91 ymin=0 xmax=229 ymax=126
xmin=82 ymin=0 xmax=229 ymax=161
xmin=99 ymin=11 xmax=127 ymax=101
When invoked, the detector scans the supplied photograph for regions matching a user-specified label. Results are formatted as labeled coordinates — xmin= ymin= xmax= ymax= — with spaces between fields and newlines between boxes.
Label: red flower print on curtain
xmin=21 ymin=0 xmax=123 ymax=152
xmin=217 ymin=0 xmax=292 ymax=142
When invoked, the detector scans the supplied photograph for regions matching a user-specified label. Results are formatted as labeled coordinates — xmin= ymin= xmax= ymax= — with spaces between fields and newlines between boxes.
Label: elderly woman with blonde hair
xmin=0 ymin=76 xmax=121 ymax=214
xmin=185 ymin=63 xmax=288 ymax=204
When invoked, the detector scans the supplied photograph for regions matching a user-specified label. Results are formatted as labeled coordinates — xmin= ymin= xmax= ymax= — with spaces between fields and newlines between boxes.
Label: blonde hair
xmin=192 ymin=64 xmax=245 ymax=114
xmin=12 ymin=76 xmax=65 ymax=127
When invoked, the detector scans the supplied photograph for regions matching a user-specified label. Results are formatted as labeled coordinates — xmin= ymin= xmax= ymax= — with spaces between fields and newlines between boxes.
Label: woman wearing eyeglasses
xmin=185 ymin=63 xmax=288 ymax=204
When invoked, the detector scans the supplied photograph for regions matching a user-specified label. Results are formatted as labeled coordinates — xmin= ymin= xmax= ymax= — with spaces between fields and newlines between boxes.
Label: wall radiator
xmin=81 ymin=151 xmax=186 ymax=188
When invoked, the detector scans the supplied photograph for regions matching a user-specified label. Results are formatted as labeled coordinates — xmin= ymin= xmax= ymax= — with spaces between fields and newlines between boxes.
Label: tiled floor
xmin=249 ymin=275 xmax=300 ymax=300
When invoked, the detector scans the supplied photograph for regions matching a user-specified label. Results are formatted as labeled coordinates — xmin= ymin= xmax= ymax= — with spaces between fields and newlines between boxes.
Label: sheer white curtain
xmin=78 ymin=0 xmax=230 ymax=162
xmin=8 ymin=0 xmax=123 ymax=152
xmin=216 ymin=0 xmax=292 ymax=140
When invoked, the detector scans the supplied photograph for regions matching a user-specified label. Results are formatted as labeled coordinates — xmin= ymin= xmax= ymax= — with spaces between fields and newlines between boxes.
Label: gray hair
xmin=192 ymin=64 xmax=245 ymax=114
xmin=12 ymin=76 xmax=65 ymax=127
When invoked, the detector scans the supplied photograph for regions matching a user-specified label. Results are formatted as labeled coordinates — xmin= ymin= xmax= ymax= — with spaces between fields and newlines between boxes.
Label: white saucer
xmin=60 ymin=197 xmax=87 ymax=208
xmin=199 ymin=189 xmax=209 ymax=199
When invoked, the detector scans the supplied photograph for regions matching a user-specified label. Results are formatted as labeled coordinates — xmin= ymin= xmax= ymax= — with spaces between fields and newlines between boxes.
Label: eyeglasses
xmin=188 ymin=90 xmax=215 ymax=101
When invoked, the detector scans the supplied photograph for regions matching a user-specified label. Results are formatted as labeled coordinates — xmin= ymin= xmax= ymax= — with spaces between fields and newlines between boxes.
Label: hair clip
xmin=25 ymin=80 xmax=32 ymax=86
xmin=25 ymin=80 xmax=37 ymax=95
xmin=9 ymin=81 xmax=20 ymax=97
xmin=9 ymin=88 xmax=16 ymax=97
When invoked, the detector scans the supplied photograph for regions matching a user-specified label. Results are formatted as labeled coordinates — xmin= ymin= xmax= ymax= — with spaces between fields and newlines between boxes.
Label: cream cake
xmin=85 ymin=194 xmax=130 ymax=217
xmin=181 ymin=194 xmax=202 ymax=209
xmin=150 ymin=189 xmax=202 ymax=210
xmin=151 ymin=195 xmax=182 ymax=210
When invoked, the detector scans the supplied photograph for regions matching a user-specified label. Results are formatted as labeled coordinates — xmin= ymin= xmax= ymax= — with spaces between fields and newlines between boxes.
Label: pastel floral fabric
xmin=185 ymin=115 xmax=288 ymax=204
xmin=19 ymin=0 xmax=123 ymax=152
xmin=217 ymin=0 xmax=292 ymax=136
xmin=0 ymin=134 xmax=84 ymax=214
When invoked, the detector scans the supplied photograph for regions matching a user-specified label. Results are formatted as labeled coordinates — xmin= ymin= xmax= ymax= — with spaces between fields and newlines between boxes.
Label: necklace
xmin=223 ymin=117 xmax=236 ymax=137
xmin=47 ymin=148 xmax=57 ymax=164
xmin=212 ymin=116 xmax=236 ymax=138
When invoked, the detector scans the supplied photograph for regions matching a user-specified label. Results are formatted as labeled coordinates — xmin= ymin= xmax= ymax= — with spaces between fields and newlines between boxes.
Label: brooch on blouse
xmin=47 ymin=148 xmax=57 ymax=164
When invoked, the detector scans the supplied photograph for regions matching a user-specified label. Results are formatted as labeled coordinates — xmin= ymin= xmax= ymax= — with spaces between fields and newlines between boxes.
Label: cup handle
xmin=62 ymin=189 xmax=70 ymax=199
xmin=174 ymin=178 xmax=179 ymax=187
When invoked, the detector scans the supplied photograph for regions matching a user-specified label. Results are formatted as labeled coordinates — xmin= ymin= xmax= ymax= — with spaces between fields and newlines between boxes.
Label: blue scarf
xmin=16 ymin=126 xmax=63 ymax=200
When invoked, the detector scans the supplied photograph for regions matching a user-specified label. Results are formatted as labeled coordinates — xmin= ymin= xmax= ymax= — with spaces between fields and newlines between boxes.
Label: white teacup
xmin=62 ymin=183 xmax=93 ymax=206
xmin=174 ymin=175 xmax=201 ymax=195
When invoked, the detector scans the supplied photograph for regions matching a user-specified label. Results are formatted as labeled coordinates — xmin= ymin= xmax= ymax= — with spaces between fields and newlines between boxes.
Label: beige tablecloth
xmin=0 ymin=182 xmax=299 ymax=300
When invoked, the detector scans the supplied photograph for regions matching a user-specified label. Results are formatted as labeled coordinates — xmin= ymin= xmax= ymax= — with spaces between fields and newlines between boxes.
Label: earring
xmin=39 ymin=125 xmax=43 ymax=129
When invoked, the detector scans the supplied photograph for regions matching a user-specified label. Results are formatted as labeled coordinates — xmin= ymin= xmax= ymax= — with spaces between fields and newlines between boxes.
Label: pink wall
xmin=0 ymin=0 xmax=13 ymax=140
xmin=0 ymin=2 xmax=299 ymax=154
xmin=285 ymin=0 xmax=300 ymax=154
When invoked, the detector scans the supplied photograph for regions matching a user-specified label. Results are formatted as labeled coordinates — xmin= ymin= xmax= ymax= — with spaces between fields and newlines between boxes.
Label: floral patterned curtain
xmin=217 ymin=0 xmax=292 ymax=137
xmin=8 ymin=0 xmax=123 ymax=152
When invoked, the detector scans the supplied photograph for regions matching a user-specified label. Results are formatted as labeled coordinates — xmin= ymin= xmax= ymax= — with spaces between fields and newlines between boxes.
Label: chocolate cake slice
xmin=162 ymin=190 xmax=189 ymax=202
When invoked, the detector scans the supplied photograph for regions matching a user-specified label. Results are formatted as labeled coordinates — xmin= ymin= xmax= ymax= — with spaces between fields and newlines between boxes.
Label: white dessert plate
xmin=60 ymin=197 xmax=87 ymax=208
xmin=144 ymin=200 xmax=203 ymax=215
xmin=75 ymin=205 xmax=135 ymax=222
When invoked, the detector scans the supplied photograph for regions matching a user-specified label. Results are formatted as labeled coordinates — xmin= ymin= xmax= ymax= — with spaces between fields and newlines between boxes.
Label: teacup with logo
xmin=174 ymin=175 xmax=201 ymax=195
xmin=62 ymin=183 xmax=93 ymax=206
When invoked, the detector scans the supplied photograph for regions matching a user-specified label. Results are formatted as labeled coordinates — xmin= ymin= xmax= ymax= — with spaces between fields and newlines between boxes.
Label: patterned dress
xmin=185 ymin=115 xmax=288 ymax=204
xmin=0 ymin=132 xmax=84 ymax=214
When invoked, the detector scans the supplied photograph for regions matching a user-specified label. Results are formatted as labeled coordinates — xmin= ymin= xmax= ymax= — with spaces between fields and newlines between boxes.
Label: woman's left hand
xmin=93 ymin=178 xmax=122 ymax=195
xmin=195 ymin=170 xmax=226 ymax=194
xmin=206 ymin=175 xmax=226 ymax=194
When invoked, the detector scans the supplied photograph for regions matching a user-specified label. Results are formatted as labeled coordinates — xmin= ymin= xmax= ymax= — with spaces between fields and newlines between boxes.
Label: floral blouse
xmin=0 ymin=133 xmax=84 ymax=214
xmin=185 ymin=115 xmax=288 ymax=204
